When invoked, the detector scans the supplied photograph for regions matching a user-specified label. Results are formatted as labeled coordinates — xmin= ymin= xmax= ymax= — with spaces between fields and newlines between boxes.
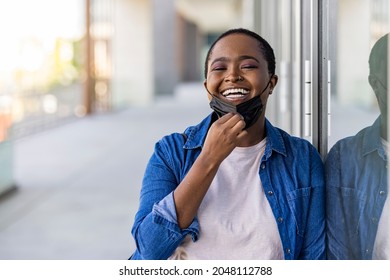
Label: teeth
xmin=222 ymin=88 xmax=249 ymax=96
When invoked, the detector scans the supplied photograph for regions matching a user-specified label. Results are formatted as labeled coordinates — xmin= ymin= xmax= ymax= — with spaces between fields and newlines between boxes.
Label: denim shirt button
xmin=261 ymin=163 xmax=266 ymax=169
xmin=285 ymin=248 xmax=291 ymax=254
xmin=277 ymin=217 xmax=283 ymax=223
xmin=267 ymin=191 xmax=274 ymax=196
xmin=379 ymin=190 xmax=385 ymax=195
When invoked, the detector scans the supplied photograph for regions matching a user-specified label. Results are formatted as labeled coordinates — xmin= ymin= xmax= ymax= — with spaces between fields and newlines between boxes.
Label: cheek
xmin=204 ymin=77 xmax=220 ymax=93
xmin=204 ymin=80 xmax=215 ymax=98
xmin=260 ymin=93 xmax=270 ymax=106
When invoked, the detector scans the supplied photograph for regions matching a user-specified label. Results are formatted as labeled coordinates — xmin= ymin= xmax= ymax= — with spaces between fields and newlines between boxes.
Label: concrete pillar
xmin=111 ymin=0 xmax=154 ymax=107
xmin=152 ymin=0 xmax=178 ymax=96
xmin=177 ymin=16 xmax=203 ymax=81
xmin=0 ymin=100 xmax=14 ymax=196
xmin=0 ymin=140 xmax=13 ymax=196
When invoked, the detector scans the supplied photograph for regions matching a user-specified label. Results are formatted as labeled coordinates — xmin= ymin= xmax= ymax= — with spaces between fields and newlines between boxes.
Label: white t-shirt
xmin=373 ymin=138 xmax=390 ymax=259
xmin=169 ymin=138 xmax=284 ymax=260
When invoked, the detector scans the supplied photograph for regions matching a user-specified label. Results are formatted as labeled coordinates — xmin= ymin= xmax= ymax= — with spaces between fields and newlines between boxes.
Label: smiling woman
xmin=203 ymin=30 xmax=277 ymax=141
xmin=129 ymin=28 xmax=325 ymax=260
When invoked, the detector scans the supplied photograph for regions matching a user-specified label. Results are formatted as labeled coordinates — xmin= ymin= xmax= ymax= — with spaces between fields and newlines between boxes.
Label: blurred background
xmin=0 ymin=0 xmax=388 ymax=259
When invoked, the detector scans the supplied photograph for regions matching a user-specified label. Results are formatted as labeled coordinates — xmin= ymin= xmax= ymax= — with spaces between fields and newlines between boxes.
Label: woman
xmin=130 ymin=28 xmax=325 ymax=260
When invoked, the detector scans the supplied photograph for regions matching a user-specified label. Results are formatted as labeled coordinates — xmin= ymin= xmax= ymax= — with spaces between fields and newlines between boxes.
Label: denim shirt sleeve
xmin=130 ymin=139 xmax=199 ymax=260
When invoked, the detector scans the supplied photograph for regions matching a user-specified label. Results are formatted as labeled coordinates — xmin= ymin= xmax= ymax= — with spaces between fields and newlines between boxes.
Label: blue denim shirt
xmin=130 ymin=114 xmax=325 ymax=260
xmin=325 ymin=117 xmax=388 ymax=259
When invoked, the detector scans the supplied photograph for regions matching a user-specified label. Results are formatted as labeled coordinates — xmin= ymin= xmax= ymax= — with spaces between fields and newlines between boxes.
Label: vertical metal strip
xmin=304 ymin=60 xmax=312 ymax=137
xmin=312 ymin=0 xmax=329 ymax=159
xmin=311 ymin=0 xmax=319 ymax=150
xmin=292 ymin=0 xmax=302 ymax=137
xmin=301 ymin=0 xmax=312 ymax=139
xmin=319 ymin=0 xmax=329 ymax=158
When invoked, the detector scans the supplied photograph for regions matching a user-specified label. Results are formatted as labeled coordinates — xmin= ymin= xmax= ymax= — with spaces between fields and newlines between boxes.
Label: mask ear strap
xmin=259 ymin=76 xmax=273 ymax=95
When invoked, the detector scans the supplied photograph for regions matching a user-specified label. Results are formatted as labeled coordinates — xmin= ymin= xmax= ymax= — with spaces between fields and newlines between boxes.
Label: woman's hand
xmin=201 ymin=113 xmax=247 ymax=165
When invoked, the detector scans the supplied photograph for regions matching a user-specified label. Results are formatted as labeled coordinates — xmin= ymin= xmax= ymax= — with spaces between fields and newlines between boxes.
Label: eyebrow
xmin=210 ymin=55 xmax=260 ymax=66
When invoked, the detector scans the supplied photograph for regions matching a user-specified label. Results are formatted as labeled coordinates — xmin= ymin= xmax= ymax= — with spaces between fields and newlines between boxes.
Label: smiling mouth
xmin=221 ymin=88 xmax=250 ymax=100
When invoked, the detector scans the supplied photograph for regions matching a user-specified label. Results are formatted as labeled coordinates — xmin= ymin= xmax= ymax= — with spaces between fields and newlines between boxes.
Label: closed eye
xmin=211 ymin=65 xmax=227 ymax=71
xmin=241 ymin=64 xmax=258 ymax=69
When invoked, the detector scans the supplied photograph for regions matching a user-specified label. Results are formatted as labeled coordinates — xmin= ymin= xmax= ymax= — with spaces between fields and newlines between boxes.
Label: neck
xmin=237 ymin=116 xmax=266 ymax=147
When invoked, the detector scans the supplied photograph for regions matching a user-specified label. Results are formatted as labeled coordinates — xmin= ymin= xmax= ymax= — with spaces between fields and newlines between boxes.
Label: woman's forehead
xmin=210 ymin=34 xmax=263 ymax=58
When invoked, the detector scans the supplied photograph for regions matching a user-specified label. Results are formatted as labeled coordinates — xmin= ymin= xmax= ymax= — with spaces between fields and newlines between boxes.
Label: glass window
xmin=326 ymin=0 xmax=390 ymax=260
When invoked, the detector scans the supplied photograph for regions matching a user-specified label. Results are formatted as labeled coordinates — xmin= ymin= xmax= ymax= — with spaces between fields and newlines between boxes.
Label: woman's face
xmin=204 ymin=33 xmax=277 ymax=107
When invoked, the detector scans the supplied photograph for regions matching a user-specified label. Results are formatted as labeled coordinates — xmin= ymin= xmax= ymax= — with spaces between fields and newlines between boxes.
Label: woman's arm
xmin=174 ymin=113 xmax=246 ymax=229
xmin=131 ymin=113 xmax=246 ymax=259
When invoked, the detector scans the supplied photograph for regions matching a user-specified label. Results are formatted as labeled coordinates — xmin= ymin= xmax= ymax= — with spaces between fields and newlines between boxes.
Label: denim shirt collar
xmin=183 ymin=113 xmax=287 ymax=158
xmin=182 ymin=113 xmax=215 ymax=149
xmin=361 ymin=117 xmax=387 ymax=160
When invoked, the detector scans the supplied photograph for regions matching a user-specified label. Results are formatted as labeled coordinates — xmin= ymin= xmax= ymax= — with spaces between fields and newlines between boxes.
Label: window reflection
xmin=325 ymin=0 xmax=390 ymax=260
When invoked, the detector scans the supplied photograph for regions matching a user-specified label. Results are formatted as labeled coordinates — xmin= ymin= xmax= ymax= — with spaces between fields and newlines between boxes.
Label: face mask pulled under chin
xmin=209 ymin=94 xmax=264 ymax=130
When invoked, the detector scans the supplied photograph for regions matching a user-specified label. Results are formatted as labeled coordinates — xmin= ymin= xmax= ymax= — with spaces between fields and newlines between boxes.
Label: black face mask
xmin=208 ymin=79 xmax=272 ymax=129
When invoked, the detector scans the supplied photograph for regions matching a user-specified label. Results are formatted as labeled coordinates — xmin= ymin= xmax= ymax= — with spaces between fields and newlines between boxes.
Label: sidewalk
xmin=0 ymin=83 xmax=210 ymax=260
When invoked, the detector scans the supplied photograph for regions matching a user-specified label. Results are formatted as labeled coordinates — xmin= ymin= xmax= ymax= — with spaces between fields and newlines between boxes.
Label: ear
xmin=269 ymin=74 xmax=278 ymax=93
xmin=203 ymin=79 xmax=208 ymax=90
xmin=204 ymin=79 xmax=213 ymax=101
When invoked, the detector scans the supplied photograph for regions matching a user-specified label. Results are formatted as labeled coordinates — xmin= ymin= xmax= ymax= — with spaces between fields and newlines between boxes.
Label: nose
xmin=224 ymin=67 xmax=243 ymax=82
xmin=225 ymin=74 xmax=243 ymax=83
